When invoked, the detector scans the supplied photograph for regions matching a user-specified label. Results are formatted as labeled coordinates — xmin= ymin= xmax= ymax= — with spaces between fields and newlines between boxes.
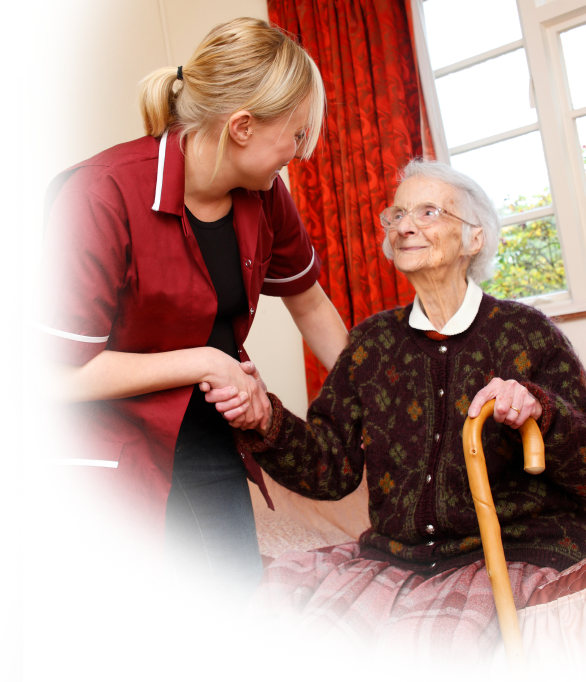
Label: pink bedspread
xmin=248 ymin=542 xmax=558 ymax=662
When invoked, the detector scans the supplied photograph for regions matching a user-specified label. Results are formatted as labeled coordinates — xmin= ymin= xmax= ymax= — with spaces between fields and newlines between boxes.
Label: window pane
xmin=451 ymin=132 xmax=551 ymax=217
xmin=437 ymin=49 xmax=537 ymax=148
xmin=481 ymin=216 xmax=567 ymax=299
xmin=560 ymin=24 xmax=586 ymax=110
xmin=423 ymin=0 xmax=522 ymax=70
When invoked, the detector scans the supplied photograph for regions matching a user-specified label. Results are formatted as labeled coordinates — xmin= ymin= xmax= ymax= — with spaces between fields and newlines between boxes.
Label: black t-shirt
xmin=185 ymin=206 xmax=248 ymax=359
xmin=175 ymin=206 xmax=249 ymax=456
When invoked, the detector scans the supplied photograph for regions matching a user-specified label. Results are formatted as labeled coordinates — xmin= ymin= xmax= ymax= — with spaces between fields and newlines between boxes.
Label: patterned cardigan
xmin=239 ymin=294 xmax=586 ymax=574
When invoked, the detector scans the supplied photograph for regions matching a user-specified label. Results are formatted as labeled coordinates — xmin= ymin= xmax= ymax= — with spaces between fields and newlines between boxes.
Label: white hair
xmin=381 ymin=159 xmax=501 ymax=283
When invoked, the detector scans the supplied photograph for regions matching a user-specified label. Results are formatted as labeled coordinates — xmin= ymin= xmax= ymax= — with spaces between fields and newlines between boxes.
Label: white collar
xmin=409 ymin=279 xmax=484 ymax=336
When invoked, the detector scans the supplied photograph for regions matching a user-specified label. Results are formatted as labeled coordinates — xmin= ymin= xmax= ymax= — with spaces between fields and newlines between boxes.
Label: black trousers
xmin=165 ymin=388 xmax=263 ymax=606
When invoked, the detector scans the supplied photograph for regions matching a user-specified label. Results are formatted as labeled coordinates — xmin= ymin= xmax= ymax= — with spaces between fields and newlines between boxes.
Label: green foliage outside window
xmin=481 ymin=190 xmax=566 ymax=299
xmin=481 ymin=143 xmax=586 ymax=300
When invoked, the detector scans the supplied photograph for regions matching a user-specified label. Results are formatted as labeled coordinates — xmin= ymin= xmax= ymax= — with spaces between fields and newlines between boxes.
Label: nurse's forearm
xmin=43 ymin=347 xmax=256 ymax=404
xmin=282 ymin=282 xmax=349 ymax=371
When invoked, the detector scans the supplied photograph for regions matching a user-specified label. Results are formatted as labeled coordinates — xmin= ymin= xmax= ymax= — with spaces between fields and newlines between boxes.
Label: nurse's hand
xmin=201 ymin=360 xmax=271 ymax=431
xmin=237 ymin=361 xmax=268 ymax=393
xmin=468 ymin=377 xmax=542 ymax=428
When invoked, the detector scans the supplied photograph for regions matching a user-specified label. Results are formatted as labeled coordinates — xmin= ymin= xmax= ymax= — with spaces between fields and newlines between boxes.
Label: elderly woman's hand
xmin=468 ymin=377 xmax=542 ymax=428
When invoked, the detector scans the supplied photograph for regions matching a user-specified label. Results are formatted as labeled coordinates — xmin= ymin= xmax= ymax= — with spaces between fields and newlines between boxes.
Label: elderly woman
xmin=231 ymin=160 xmax=586 ymax=660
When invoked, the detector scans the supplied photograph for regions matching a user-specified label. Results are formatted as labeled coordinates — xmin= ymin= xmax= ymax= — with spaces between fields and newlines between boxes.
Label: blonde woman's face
xmin=237 ymin=98 xmax=311 ymax=191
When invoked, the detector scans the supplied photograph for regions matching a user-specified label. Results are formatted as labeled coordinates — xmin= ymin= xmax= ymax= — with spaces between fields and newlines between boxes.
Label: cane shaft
xmin=462 ymin=399 xmax=544 ymax=671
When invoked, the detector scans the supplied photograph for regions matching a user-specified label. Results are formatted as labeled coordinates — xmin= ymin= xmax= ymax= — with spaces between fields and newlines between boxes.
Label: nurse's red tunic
xmin=32 ymin=131 xmax=321 ymax=544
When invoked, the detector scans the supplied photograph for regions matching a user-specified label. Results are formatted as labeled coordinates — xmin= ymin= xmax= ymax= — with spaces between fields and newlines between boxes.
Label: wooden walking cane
xmin=462 ymin=398 xmax=545 ymax=672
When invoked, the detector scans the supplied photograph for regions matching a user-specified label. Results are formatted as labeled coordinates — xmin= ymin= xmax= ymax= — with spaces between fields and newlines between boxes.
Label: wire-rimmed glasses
xmin=380 ymin=203 xmax=480 ymax=231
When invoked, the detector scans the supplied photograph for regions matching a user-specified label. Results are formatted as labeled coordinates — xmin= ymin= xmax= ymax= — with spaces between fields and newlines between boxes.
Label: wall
xmin=162 ymin=0 xmax=269 ymax=64
xmin=557 ymin=316 xmax=586 ymax=362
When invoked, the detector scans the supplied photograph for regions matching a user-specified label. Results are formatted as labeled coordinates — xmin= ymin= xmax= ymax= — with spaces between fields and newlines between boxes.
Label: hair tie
xmin=177 ymin=65 xmax=183 ymax=81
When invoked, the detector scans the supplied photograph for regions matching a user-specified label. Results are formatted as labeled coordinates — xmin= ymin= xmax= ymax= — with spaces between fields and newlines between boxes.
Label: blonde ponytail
xmin=138 ymin=17 xmax=325 ymax=169
xmin=138 ymin=67 xmax=179 ymax=137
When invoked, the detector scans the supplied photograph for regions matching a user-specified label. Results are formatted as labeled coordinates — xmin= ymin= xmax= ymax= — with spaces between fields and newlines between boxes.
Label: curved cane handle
xmin=465 ymin=399 xmax=545 ymax=475
xmin=462 ymin=399 xmax=545 ymax=672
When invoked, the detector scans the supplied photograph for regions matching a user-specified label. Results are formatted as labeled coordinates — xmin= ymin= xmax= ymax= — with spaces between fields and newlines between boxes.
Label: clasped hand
xmin=468 ymin=377 xmax=542 ymax=427
xmin=200 ymin=358 xmax=272 ymax=432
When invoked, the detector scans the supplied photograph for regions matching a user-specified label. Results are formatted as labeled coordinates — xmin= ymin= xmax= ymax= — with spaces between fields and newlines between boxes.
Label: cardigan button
xmin=439 ymin=345 xmax=447 ymax=354
xmin=250 ymin=307 xmax=255 ymax=315
xmin=430 ymin=562 xmax=437 ymax=569
xmin=434 ymin=433 xmax=440 ymax=442
xmin=244 ymin=259 xmax=252 ymax=267
xmin=427 ymin=540 xmax=434 ymax=546
xmin=426 ymin=524 xmax=435 ymax=535
xmin=426 ymin=474 xmax=432 ymax=483
xmin=438 ymin=389 xmax=444 ymax=397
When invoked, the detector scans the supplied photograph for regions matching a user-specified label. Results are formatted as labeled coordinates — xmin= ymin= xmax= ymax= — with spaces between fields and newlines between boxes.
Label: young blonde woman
xmin=33 ymin=17 xmax=348 ymax=599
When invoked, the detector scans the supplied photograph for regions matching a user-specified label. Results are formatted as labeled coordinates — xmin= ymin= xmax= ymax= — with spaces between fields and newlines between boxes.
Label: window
xmin=412 ymin=0 xmax=586 ymax=317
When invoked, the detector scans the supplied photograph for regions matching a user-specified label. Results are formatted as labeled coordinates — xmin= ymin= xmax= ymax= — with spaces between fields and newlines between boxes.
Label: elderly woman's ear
xmin=466 ymin=226 xmax=484 ymax=258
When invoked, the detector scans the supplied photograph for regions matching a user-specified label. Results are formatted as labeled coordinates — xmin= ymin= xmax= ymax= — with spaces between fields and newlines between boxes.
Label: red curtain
xmin=268 ymin=0 xmax=433 ymax=401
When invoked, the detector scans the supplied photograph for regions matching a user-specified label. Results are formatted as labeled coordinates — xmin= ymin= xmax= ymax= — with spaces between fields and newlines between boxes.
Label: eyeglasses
xmin=380 ymin=203 xmax=480 ymax=231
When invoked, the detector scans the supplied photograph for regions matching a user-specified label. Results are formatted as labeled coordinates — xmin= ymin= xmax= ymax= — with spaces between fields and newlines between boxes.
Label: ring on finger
xmin=510 ymin=405 xmax=521 ymax=413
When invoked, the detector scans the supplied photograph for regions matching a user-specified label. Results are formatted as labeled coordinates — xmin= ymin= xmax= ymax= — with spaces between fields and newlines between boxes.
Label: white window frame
xmin=411 ymin=0 xmax=586 ymax=319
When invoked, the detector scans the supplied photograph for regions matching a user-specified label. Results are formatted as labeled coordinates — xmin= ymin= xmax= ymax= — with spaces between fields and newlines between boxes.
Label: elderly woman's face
xmin=387 ymin=177 xmax=478 ymax=277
